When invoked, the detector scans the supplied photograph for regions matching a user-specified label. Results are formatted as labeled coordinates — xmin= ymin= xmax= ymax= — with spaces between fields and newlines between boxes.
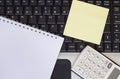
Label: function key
xmin=63 ymin=0 xmax=70 ymax=6
xmin=46 ymin=0 xmax=53 ymax=6
xmin=6 ymin=0 xmax=13 ymax=6
xmin=103 ymin=1 xmax=110 ymax=7
xmin=30 ymin=0 xmax=37 ymax=5
xmin=0 ymin=0 xmax=4 ymax=6
xmin=22 ymin=0 xmax=29 ymax=6
xmin=54 ymin=0 xmax=61 ymax=6
xmin=38 ymin=0 xmax=45 ymax=5
xmin=113 ymin=0 xmax=120 ymax=6
xmin=14 ymin=0 xmax=21 ymax=6
xmin=95 ymin=0 xmax=102 ymax=6
xmin=87 ymin=0 xmax=94 ymax=4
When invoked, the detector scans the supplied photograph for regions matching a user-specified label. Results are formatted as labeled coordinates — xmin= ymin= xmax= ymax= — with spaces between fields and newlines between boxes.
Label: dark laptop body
xmin=51 ymin=59 xmax=71 ymax=79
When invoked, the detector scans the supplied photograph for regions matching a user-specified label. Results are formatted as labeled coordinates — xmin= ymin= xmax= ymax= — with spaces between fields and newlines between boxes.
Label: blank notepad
xmin=64 ymin=0 xmax=109 ymax=45
xmin=0 ymin=16 xmax=64 ymax=79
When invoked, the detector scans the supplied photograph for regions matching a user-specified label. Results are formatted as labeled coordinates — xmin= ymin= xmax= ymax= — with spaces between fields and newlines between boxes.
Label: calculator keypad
xmin=72 ymin=47 xmax=113 ymax=79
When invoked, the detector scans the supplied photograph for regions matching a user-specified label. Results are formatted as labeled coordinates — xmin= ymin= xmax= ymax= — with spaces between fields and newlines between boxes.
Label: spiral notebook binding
xmin=0 ymin=16 xmax=58 ymax=39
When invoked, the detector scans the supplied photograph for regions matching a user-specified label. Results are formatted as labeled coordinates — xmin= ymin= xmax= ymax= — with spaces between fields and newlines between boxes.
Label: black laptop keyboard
xmin=0 ymin=0 xmax=120 ymax=53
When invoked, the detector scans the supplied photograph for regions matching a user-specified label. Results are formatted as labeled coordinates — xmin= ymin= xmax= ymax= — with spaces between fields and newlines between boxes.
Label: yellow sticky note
xmin=64 ymin=0 xmax=109 ymax=45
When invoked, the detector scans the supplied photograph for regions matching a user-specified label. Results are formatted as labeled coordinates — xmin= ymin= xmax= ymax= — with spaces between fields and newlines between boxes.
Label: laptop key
xmin=52 ymin=7 xmax=60 ymax=15
xmin=46 ymin=0 xmax=53 ymax=6
xmin=15 ymin=7 xmax=23 ymax=15
xmin=103 ymin=33 xmax=111 ymax=42
xmin=43 ymin=7 xmax=51 ymax=15
xmin=40 ymin=24 xmax=48 ymax=31
xmin=113 ymin=7 xmax=120 ymax=15
xmin=95 ymin=1 xmax=102 ymax=6
xmin=33 ymin=7 xmax=42 ymax=15
xmin=114 ymin=33 xmax=120 ymax=42
xmin=38 ymin=0 xmax=45 ymax=5
xmin=59 ymin=24 xmax=65 ymax=34
xmin=30 ymin=0 xmax=37 ymax=5
xmin=104 ymin=43 xmax=111 ymax=52
xmin=0 ymin=7 xmax=4 ymax=15
xmin=10 ymin=16 xmax=19 ymax=21
xmin=63 ymin=0 xmax=70 ymax=6
xmin=103 ymin=1 xmax=110 ymax=7
xmin=96 ymin=42 xmax=103 ymax=52
xmin=20 ymin=16 xmax=28 ymax=24
xmin=113 ymin=15 xmax=120 ymax=23
xmin=0 ymin=0 xmax=4 ymax=6
xmin=14 ymin=0 xmax=21 ymax=6
xmin=62 ymin=7 xmax=69 ymax=15
xmin=113 ymin=43 xmax=120 ymax=52
xmin=29 ymin=16 xmax=37 ymax=24
xmin=104 ymin=24 xmax=110 ymax=33
xmin=113 ymin=0 xmax=120 ymax=6
xmin=57 ymin=16 xmax=65 ymax=24
xmin=47 ymin=16 xmax=56 ymax=24
xmin=67 ymin=43 xmax=76 ymax=52
xmin=76 ymin=42 xmax=85 ymax=52
xmin=113 ymin=24 xmax=120 ymax=33
xmin=64 ymin=37 xmax=72 ymax=43
xmin=38 ymin=15 xmax=46 ymax=24
xmin=49 ymin=25 xmax=58 ymax=33
xmin=24 ymin=7 xmax=32 ymax=15
xmin=22 ymin=0 xmax=29 ymax=5
xmin=54 ymin=0 xmax=61 ymax=6
xmin=87 ymin=0 xmax=94 ymax=4
xmin=6 ymin=7 xmax=14 ymax=15
xmin=6 ymin=0 xmax=13 ymax=5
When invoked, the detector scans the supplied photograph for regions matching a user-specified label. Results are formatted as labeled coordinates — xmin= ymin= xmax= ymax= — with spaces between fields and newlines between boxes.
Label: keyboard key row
xmin=0 ymin=0 xmax=72 ymax=6
xmin=0 ymin=6 xmax=70 ymax=16
xmin=61 ymin=42 xmax=120 ymax=52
